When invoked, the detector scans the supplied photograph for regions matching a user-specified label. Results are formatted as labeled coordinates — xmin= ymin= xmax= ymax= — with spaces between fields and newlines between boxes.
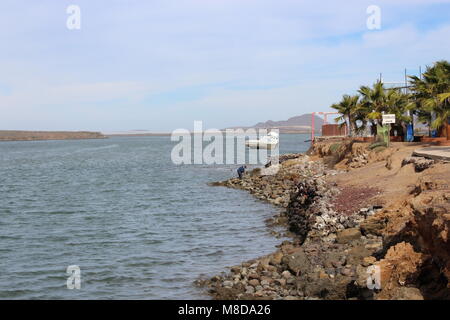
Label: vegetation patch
xmin=329 ymin=143 xmax=342 ymax=154
xmin=331 ymin=60 xmax=450 ymax=140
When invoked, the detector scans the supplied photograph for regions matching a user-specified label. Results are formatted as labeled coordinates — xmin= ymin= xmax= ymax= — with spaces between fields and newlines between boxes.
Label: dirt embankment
xmin=0 ymin=130 xmax=106 ymax=141
xmin=203 ymin=139 xmax=449 ymax=300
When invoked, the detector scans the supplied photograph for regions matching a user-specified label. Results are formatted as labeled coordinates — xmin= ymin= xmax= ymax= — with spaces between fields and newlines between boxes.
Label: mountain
xmin=228 ymin=114 xmax=324 ymax=133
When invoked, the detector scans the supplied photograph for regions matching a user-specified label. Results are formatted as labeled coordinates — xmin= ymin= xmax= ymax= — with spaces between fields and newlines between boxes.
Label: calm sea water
xmin=0 ymin=134 xmax=310 ymax=299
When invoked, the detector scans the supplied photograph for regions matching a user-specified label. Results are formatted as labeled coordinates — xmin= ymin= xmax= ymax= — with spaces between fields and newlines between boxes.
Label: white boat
xmin=245 ymin=131 xmax=279 ymax=149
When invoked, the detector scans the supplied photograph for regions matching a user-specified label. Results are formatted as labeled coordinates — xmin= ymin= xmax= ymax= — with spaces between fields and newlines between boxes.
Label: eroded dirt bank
xmin=202 ymin=139 xmax=449 ymax=300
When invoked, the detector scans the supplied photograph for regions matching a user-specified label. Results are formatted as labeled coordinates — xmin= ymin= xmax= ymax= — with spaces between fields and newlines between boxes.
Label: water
xmin=0 ymin=134 xmax=310 ymax=299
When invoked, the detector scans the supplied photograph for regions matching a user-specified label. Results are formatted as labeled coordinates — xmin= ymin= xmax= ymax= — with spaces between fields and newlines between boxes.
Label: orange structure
xmin=311 ymin=112 xmax=346 ymax=142
xmin=322 ymin=123 xmax=348 ymax=136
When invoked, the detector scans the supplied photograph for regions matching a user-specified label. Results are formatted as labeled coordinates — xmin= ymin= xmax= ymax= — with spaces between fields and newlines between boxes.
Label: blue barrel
xmin=406 ymin=124 xmax=414 ymax=142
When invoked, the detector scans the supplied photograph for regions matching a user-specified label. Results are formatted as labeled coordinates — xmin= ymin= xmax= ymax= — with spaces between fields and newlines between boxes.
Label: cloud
xmin=363 ymin=25 xmax=419 ymax=48
xmin=0 ymin=81 xmax=149 ymax=109
xmin=0 ymin=0 xmax=450 ymax=130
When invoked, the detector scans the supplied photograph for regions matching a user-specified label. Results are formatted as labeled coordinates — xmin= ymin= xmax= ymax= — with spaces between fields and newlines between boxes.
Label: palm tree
xmin=358 ymin=81 xmax=386 ymax=136
xmin=331 ymin=94 xmax=359 ymax=137
xmin=357 ymin=81 xmax=412 ymax=137
xmin=409 ymin=60 xmax=450 ymax=135
xmin=385 ymin=89 xmax=413 ymax=137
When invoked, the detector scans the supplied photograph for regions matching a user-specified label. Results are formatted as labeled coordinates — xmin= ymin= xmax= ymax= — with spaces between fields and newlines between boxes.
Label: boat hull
xmin=245 ymin=141 xmax=278 ymax=149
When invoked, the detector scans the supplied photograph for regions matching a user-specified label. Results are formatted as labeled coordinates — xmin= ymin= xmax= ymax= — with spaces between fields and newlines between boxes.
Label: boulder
xmin=270 ymin=251 xmax=283 ymax=265
xmin=282 ymin=249 xmax=311 ymax=275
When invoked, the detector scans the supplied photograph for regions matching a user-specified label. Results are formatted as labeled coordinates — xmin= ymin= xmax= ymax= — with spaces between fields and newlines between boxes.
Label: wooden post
xmin=388 ymin=124 xmax=391 ymax=147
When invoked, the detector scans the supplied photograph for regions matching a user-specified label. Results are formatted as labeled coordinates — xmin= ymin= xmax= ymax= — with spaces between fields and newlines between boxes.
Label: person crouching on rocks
xmin=237 ymin=165 xmax=247 ymax=179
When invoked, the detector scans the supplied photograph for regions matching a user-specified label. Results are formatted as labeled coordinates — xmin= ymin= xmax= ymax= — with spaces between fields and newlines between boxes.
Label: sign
xmin=382 ymin=114 xmax=396 ymax=124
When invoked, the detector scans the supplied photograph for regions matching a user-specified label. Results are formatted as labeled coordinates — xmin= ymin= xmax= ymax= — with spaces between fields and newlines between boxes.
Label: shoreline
xmin=0 ymin=131 xmax=313 ymax=141
xmin=202 ymin=139 xmax=450 ymax=300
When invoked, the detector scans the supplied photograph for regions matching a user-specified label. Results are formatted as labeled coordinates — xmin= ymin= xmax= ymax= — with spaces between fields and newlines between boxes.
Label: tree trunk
xmin=401 ymin=122 xmax=407 ymax=142
xmin=370 ymin=120 xmax=377 ymax=136
xmin=439 ymin=124 xmax=446 ymax=137
xmin=347 ymin=114 xmax=354 ymax=137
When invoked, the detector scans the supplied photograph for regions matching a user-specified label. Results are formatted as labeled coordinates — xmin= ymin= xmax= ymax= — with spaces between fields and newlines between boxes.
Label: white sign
xmin=382 ymin=114 xmax=396 ymax=124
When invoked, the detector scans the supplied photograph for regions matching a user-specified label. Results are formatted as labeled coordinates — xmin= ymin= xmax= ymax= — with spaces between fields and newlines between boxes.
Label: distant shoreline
xmin=106 ymin=131 xmax=314 ymax=137
xmin=0 ymin=130 xmax=315 ymax=142
xmin=105 ymin=133 xmax=172 ymax=137
xmin=0 ymin=130 xmax=107 ymax=142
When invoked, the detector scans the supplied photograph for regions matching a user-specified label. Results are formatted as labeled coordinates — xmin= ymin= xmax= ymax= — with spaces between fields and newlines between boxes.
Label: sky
xmin=0 ymin=0 xmax=450 ymax=132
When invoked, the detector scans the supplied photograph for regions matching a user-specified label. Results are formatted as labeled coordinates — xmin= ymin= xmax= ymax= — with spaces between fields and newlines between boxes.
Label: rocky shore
xmin=202 ymin=139 xmax=449 ymax=300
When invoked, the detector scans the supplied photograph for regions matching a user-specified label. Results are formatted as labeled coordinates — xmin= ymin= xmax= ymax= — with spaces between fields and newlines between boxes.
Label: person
xmin=237 ymin=165 xmax=247 ymax=179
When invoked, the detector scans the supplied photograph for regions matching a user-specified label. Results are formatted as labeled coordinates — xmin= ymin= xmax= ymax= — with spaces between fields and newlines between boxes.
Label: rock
xmin=289 ymin=289 xmax=298 ymax=296
xmin=248 ymin=273 xmax=259 ymax=280
xmin=254 ymin=291 xmax=264 ymax=297
xmin=248 ymin=279 xmax=259 ymax=287
xmin=223 ymin=280 xmax=233 ymax=288
xmin=274 ymin=197 xmax=284 ymax=205
xmin=282 ymin=249 xmax=311 ymax=275
xmin=261 ymin=275 xmax=274 ymax=282
xmin=260 ymin=280 xmax=270 ymax=286
xmin=336 ymin=228 xmax=361 ymax=244
xmin=362 ymin=256 xmax=377 ymax=267
xmin=340 ymin=268 xmax=353 ymax=276
xmin=266 ymin=265 xmax=277 ymax=272
xmin=281 ymin=270 xmax=293 ymax=279
xmin=259 ymin=257 xmax=271 ymax=269
xmin=245 ymin=286 xmax=255 ymax=294
xmin=270 ymin=252 xmax=283 ymax=265
xmin=230 ymin=266 xmax=241 ymax=274
xmin=275 ymin=278 xmax=287 ymax=286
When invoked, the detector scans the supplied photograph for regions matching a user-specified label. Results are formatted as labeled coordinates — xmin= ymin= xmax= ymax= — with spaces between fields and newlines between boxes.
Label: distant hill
xmin=228 ymin=114 xmax=323 ymax=133
xmin=0 ymin=130 xmax=106 ymax=141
